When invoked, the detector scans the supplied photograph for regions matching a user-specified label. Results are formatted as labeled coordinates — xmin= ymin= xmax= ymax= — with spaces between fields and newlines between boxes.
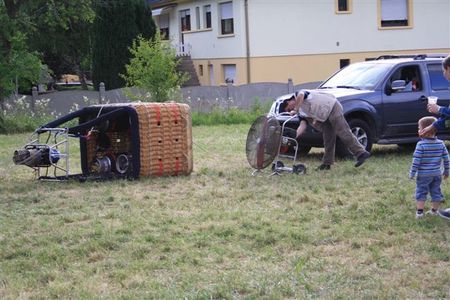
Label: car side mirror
xmin=385 ymin=79 xmax=406 ymax=95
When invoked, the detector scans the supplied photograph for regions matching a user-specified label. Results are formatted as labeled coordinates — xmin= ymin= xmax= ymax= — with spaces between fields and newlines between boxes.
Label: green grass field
xmin=1 ymin=125 xmax=449 ymax=299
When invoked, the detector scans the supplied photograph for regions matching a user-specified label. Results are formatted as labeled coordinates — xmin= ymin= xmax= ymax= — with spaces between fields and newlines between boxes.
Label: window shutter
xmin=220 ymin=2 xmax=233 ymax=20
xmin=381 ymin=0 xmax=407 ymax=21
xmin=159 ymin=14 xmax=169 ymax=29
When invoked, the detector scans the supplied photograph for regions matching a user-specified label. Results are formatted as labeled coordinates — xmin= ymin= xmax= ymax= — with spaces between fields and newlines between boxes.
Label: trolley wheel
xmin=293 ymin=163 xmax=306 ymax=174
xmin=271 ymin=161 xmax=284 ymax=171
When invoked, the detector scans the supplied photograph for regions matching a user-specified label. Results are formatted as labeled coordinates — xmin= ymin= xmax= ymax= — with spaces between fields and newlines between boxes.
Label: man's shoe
xmin=317 ymin=164 xmax=331 ymax=171
xmin=437 ymin=209 xmax=450 ymax=220
xmin=355 ymin=151 xmax=370 ymax=167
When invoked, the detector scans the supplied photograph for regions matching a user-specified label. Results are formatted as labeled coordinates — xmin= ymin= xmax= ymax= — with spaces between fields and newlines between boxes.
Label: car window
xmin=320 ymin=63 xmax=391 ymax=90
xmin=428 ymin=63 xmax=450 ymax=91
xmin=389 ymin=65 xmax=422 ymax=92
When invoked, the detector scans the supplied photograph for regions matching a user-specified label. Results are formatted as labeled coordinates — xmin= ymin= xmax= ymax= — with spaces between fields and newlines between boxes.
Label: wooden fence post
xmin=99 ymin=82 xmax=105 ymax=104
xmin=31 ymin=86 xmax=37 ymax=113
xmin=288 ymin=78 xmax=294 ymax=93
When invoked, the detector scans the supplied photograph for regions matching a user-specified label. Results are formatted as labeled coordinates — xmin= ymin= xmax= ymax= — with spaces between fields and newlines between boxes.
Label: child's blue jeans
xmin=415 ymin=176 xmax=443 ymax=201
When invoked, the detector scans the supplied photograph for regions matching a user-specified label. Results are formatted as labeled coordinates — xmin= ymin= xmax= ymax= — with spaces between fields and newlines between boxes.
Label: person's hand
xmin=296 ymin=127 xmax=302 ymax=139
xmin=289 ymin=110 xmax=297 ymax=116
xmin=444 ymin=174 xmax=449 ymax=180
xmin=295 ymin=120 xmax=307 ymax=139
xmin=419 ymin=124 xmax=434 ymax=137
xmin=427 ymin=103 xmax=440 ymax=114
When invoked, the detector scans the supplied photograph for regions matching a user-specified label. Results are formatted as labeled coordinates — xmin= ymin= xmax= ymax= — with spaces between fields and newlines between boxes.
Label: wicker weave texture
xmin=134 ymin=103 xmax=193 ymax=177
xmin=85 ymin=131 xmax=98 ymax=168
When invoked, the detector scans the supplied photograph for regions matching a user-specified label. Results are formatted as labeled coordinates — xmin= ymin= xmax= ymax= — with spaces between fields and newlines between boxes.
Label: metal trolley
xmin=271 ymin=113 xmax=307 ymax=176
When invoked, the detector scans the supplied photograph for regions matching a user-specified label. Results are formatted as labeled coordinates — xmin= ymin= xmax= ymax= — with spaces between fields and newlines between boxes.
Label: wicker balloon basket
xmin=134 ymin=103 xmax=193 ymax=177
xmin=81 ymin=102 xmax=193 ymax=179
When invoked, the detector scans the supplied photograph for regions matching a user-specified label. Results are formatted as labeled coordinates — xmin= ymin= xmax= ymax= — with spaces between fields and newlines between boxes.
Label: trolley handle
xmin=278 ymin=112 xmax=298 ymax=132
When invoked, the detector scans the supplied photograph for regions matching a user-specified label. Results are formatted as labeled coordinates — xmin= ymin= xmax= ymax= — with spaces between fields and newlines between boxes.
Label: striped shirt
xmin=409 ymin=138 xmax=450 ymax=178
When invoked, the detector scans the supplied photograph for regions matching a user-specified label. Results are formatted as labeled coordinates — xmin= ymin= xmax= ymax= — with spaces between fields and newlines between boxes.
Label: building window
xmin=204 ymin=5 xmax=211 ymax=29
xmin=180 ymin=9 xmax=191 ymax=32
xmin=158 ymin=14 xmax=169 ymax=40
xmin=340 ymin=59 xmax=350 ymax=69
xmin=199 ymin=64 xmax=204 ymax=76
xmin=223 ymin=64 xmax=236 ymax=84
xmin=379 ymin=0 xmax=411 ymax=27
xmin=219 ymin=2 xmax=234 ymax=35
xmin=336 ymin=0 xmax=352 ymax=13
xmin=195 ymin=7 xmax=200 ymax=30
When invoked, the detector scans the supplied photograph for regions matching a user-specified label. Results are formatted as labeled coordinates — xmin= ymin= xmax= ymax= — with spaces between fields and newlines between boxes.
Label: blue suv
xmin=269 ymin=54 xmax=450 ymax=156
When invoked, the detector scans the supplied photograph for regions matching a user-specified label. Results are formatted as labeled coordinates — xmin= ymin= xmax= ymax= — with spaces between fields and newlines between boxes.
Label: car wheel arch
xmin=344 ymin=110 xmax=378 ymax=140
xmin=336 ymin=112 xmax=376 ymax=158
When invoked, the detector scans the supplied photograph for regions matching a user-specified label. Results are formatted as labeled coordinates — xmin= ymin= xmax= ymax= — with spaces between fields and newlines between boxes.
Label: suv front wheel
xmin=336 ymin=119 xmax=373 ymax=158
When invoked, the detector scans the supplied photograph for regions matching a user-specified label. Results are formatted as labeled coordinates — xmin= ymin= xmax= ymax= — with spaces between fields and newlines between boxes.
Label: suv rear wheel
xmin=397 ymin=143 xmax=416 ymax=151
xmin=336 ymin=119 xmax=373 ymax=158
xmin=297 ymin=145 xmax=312 ymax=156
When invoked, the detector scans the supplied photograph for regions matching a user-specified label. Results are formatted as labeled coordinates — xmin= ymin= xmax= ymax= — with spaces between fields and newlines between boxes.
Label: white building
xmin=149 ymin=0 xmax=450 ymax=86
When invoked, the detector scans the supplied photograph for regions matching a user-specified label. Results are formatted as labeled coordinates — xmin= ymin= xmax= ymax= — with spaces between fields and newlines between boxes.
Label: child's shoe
xmin=415 ymin=211 xmax=424 ymax=219
xmin=426 ymin=209 xmax=438 ymax=216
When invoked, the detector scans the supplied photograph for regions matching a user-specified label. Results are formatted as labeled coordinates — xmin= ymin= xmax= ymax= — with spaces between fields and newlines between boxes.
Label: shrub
xmin=122 ymin=33 xmax=188 ymax=102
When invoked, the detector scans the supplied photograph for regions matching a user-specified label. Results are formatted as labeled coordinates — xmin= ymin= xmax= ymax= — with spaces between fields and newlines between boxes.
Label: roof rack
xmin=376 ymin=54 xmax=415 ymax=60
xmin=376 ymin=54 xmax=447 ymax=60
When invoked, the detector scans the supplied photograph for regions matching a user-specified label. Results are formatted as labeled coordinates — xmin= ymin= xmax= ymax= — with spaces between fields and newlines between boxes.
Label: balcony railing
xmin=175 ymin=43 xmax=192 ymax=57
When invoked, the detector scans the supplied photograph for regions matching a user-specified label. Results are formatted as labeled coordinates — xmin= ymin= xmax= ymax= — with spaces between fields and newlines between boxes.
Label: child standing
xmin=409 ymin=116 xmax=449 ymax=219
xmin=420 ymin=54 xmax=450 ymax=220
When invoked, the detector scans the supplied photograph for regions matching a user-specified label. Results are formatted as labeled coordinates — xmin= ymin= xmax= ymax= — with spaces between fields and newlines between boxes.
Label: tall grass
xmin=191 ymin=99 xmax=272 ymax=126
xmin=0 ymin=114 xmax=54 ymax=134
xmin=191 ymin=106 xmax=269 ymax=126
xmin=0 ymin=97 xmax=55 ymax=134
xmin=0 ymin=98 xmax=271 ymax=134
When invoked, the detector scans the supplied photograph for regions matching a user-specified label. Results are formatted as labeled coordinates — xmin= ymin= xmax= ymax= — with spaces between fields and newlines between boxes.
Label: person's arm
xmin=428 ymin=103 xmax=450 ymax=117
xmin=419 ymin=118 xmax=446 ymax=135
xmin=443 ymin=144 xmax=449 ymax=179
xmin=438 ymin=106 xmax=450 ymax=117
xmin=293 ymin=91 xmax=305 ymax=113
xmin=409 ymin=143 xmax=423 ymax=179
xmin=433 ymin=118 xmax=447 ymax=130
xmin=296 ymin=119 xmax=308 ymax=138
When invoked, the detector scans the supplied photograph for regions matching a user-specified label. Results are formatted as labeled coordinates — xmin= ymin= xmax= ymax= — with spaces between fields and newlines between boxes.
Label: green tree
xmin=92 ymin=0 xmax=155 ymax=90
xmin=123 ymin=33 xmax=188 ymax=102
xmin=0 ymin=1 xmax=43 ymax=101
xmin=0 ymin=0 xmax=95 ymax=101
xmin=28 ymin=0 xmax=95 ymax=90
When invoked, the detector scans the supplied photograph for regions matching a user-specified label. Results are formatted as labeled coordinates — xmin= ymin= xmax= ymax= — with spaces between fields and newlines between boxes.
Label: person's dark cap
xmin=293 ymin=90 xmax=309 ymax=100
